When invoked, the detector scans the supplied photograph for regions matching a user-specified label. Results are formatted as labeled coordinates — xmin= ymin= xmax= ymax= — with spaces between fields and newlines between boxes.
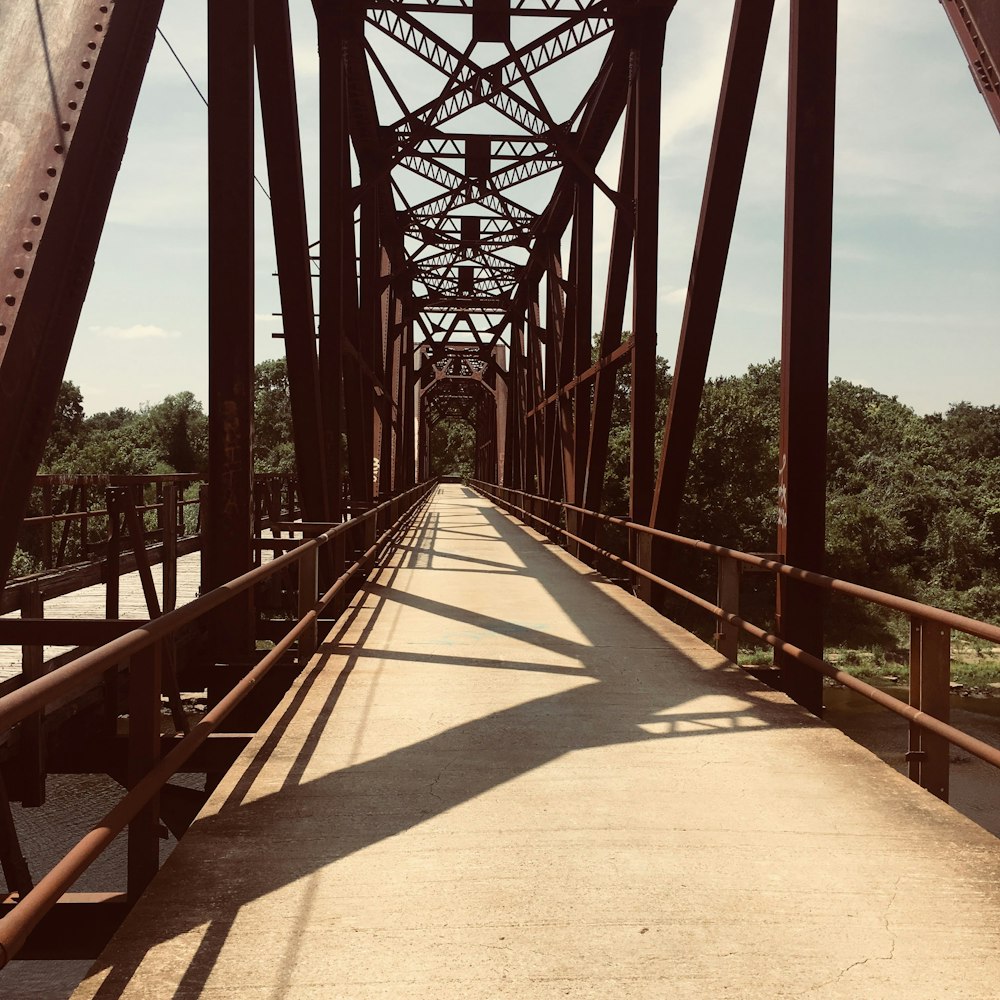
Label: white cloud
xmin=91 ymin=324 xmax=182 ymax=341
xmin=661 ymin=287 xmax=687 ymax=305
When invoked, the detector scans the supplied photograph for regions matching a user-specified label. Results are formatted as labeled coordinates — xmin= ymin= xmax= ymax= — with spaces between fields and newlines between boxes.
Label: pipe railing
xmin=0 ymin=479 xmax=436 ymax=967
xmin=471 ymin=480 xmax=1000 ymax=802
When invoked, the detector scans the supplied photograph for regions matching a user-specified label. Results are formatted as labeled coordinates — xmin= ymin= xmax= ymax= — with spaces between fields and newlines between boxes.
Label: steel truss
xmin=0 ymin=0 xmax=997 ymax=688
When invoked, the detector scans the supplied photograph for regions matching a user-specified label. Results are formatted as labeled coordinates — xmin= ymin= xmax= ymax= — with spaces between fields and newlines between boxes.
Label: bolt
xmin=47 ymin=167 xmax=57 ymax=177
xmin=75 ymin=80 xmax=84 ymax=89
xmin=4 ymin=296 xmax=15 ymax=306
xmin=68 ymin=101 xmax=78 ymax=110
xmin=88 ymin=40 xmax=97 ymax=48
xmin=81 ymin=60 xmax=91 ymax=69
xmin=22 ymin=242 xmax=32 ymax=251
xmin=13 ymin=268 xmax=24 ymax=279
xmin=0 ymin=326 xmax=6 ymax=336
xmin=39 ymin=191 xmax=49 ymax=201
xmin=31 ymin=216 xmax=41 ymax=225
xmin=54 ymin=144 xmax=64 ymax=154
xmin=61 ymin=122 xmax=71 ymax=132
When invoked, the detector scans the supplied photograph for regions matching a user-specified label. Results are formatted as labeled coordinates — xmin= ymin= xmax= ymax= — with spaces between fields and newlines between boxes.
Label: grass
xmin=737 ymin=639 xmax=1000 ymax=691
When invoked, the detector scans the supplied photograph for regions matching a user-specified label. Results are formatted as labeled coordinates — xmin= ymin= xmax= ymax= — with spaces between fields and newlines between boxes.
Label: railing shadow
xmin=79 ymin=485 xmax=816 ymax=998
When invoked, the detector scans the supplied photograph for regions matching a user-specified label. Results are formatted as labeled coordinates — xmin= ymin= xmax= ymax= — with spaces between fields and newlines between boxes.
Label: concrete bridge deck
xmin=71 ymin=484 xmax=1000 ymax=998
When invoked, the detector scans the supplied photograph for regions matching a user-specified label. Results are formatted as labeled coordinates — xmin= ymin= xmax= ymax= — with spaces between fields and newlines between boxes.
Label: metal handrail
xmin=470 ymin=481 xmax=1000 ymax=773
xmin=0 ymin=480 xmax=436 ymax=966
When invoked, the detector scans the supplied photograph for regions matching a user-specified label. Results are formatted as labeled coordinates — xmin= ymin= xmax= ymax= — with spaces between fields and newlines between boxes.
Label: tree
xmin=430 ymin=418 xmax=474 ymax=477
xmin=254 ymin=358 xmax=296 ymax=474
xmin=42 ymin=381 xmax=84 ymax=464
xmin=142 ymin=392 xmax=208 ymax=474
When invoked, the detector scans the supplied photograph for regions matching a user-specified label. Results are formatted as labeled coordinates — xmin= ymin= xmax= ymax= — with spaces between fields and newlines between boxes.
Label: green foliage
xmin=430 ymin=418 xmax=475 ymax=478
xmin=47 ymin=381 xmax=84 ymax=455
xmin=600 ymin=356 xmax=1000 ymax=632
xmin=598 ymin=334 xmax=671 ymax=516
xmin=253 ymin=358 xmax=296 ymax=475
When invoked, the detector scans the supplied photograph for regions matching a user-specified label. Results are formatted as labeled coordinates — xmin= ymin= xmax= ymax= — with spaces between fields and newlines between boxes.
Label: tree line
xmin=429 ymin=350 xmax=999 ymax=635
xmin=40 ymin=359 xmax=295 ymax=478
xmin=23 ymin=354 xmax=1000 ymax=635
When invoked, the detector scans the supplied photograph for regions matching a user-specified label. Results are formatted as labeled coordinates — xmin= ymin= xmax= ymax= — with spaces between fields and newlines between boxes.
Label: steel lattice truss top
xmin=356 ymin=0 xmax=630 ymax=417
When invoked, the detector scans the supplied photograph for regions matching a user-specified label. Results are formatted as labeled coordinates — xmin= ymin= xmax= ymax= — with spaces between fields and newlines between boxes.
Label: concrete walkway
xmin=72 ymin=484 xmax=1000 ymax=998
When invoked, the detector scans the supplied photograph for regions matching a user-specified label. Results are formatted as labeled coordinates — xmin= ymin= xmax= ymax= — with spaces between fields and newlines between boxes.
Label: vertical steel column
xmin=583 ymin=98 xmax=635 ymax=518
xmin=775 ymin=0 xmax=837 ymax=714
xmin=527 ymin=290 xmax=545 ymax=494
xmin=376 ymin=253 xmax=393 ymax=496
xmin=318 ymin=10 xmax=347 ymax=519
xmin=389 ymin=296 xmax=405 ymax=492
xmin=545 ymin=247 xmax=566 ymax=501
xmin=629 ymin=12 xmax=666 ymax=525
xmin=255 ymin=0 xmax=329 ymax=524
xmin=356 ymin=193 xmax=380 ymax=503
xmin=571 ymin=181 xmax=593 ymax=505
xmin=651 ymin=0 xmax=775 ymax=535
xmin=402 ymin=321 xmax=416 ymax=488
xmin=206 ymin=0 xmax=255 ymax=652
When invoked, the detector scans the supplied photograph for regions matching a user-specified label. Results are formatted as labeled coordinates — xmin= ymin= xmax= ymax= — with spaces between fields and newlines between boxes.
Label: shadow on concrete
xmin=80 ymin=486 xmax=819 ymax=999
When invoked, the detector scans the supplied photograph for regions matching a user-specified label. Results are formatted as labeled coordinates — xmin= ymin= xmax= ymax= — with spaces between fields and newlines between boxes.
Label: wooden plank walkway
xmin=71 ymin=484 xmax=1000 ymax=998
xmin=0 ymin=554 xmax=203 ymax=682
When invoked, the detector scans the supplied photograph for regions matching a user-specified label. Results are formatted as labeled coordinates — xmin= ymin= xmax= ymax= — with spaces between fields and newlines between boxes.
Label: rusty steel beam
xmin=255 ymin=0 xmax=330 ymax=524
xmin=571 ymin=181 xmax=593 ymax=510
xmin=651 ymin=0 xmax=775 ymax=535
xmin=775 ymin=0 xmax=838 ymax=715
xmin=940 ymin=0 xmax=1000 ymax=131
xmin=582 ymin=94 xmax=635 ymax=517
xmin=0 ymin=0 xmax=164 ymax=590
xmin=205 ymin=0 xmax=256 ymax=653
xmin=317 ymin=9 xmax=352 ymax=517
xmin=629 ymin=10 xmax=667 ymax=525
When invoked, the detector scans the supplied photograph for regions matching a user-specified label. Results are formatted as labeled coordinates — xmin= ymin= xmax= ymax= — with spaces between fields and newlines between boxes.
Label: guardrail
xmin=0 ymin=479 xmax=435 ymax=967
xmin=3 ymin=473 xmax=299 ymax=617
xmin=471 ymin=480 xmax=1000 ymax=805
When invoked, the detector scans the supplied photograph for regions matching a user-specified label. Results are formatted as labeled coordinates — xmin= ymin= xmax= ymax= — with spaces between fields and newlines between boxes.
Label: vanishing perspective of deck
xmin=70 ymin=486 xmax=1000 ymax=999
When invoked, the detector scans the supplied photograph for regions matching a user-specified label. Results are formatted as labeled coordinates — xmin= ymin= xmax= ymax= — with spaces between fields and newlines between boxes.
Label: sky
xmin=67 ymin=0 xmax=999 ymax=417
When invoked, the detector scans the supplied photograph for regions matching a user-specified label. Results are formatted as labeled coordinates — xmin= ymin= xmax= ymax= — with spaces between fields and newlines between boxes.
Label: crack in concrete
xmin=793 ymin=878 xmax=901 ymax=997
xmin=427 ymin=753 xmax=462 ymax=802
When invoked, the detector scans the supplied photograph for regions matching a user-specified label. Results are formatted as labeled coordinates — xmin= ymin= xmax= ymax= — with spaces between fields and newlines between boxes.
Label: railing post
xmin=908 ymin=617 xmax=951 ymax=802
xmin=104 ymin=489 xmax=123 ymax=741
xmin=19 ymin=582 xmax=46 ymax=806
xmin=635 ymin=530 xmax=653 ymax=605
xmin=364 ymin=512 xmax=377 ymax=565
xmin=333 ymin=532 xmax=347 ymax=615
xmin=715 ymin=555 xmax=741 ymax=663
xmin=127 ymin=642 xmax=162 ymax=902
xmin=198 ymin=484 xmax=209 ymax=596
xmin=105 ymin=488 xmax=121 ymax=620
xmin=80 ymin=483 xmax=90 ymax=562
xmin=41 ymin=482 xmax=53 ymax=569
xmin=298 ymin=545 xmax=319 ymax=661
xmin=161 ymin=483 xmax=178 ymax=613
